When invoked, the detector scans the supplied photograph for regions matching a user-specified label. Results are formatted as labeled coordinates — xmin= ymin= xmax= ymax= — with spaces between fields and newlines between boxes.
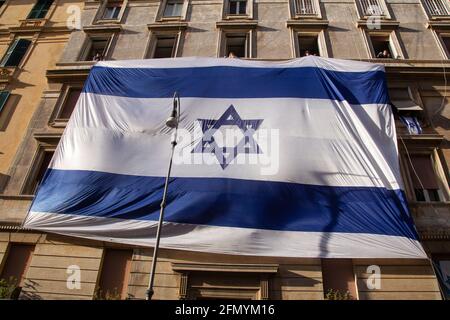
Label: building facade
xmin=0 ymin=0 xmax=449 ymax=300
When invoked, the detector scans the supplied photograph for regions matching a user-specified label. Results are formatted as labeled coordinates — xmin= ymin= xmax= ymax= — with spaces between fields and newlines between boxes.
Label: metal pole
xmin=146 ymin=93 xmax=180 ymax=300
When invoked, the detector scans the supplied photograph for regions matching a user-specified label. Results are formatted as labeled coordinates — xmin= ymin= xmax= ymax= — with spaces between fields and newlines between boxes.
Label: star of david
xmin=192 ymin=105 xmax=263 ymax=169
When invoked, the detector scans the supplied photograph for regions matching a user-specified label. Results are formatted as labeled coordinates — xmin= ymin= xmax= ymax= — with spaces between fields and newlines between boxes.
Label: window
xmin=0 ymin=39 xmax=31 ymax=67
xmin=97 ymin=249 xmax=132 ymax=299
xmin=163 ymin=0 xmax=184 ymax=17
xmin=0 ymin=91 xmax=10 ymax=115
xmin=23 ymin=149 xmax=54 ymax=195
xmin=321 ymin=259 xmax=357 ymax=299
xmin=102 ymin=1 xmax=122 ymax=20
xmin=58 ymin=87 xmax=82 ymax=119
xmin=295 ymin=0 xmax=318 ymax=15
xmin=0 ymin=244 xmax=35 ymax=299
xmin=432 ymin=255 xmax=450 ymax=300
xmin=406 ymin=154 xmax=443 ymax=202
xmin=359 ymin=0 xmax=386 ymax=16
xmin=298 ymin=35 xmax=320 ymax=57
xmin=423 ymin=0 xmax=450 ymax=16
xmin=152 ymin=35 xmax=177 ymax=58
xmin=27 ymin=0 xmax=53 ymax=19
xmin=370 ymin=34 xmax=394 ymax=58
xmin=82 ymin=36 xmax=112 ymax=61
xmin=440 ymin=34 xmax=450 ymax=58
xmin=229 ymin=0 xmax=247 ymax=15
xmin=225 ymin=33 xmax=249 ymax=58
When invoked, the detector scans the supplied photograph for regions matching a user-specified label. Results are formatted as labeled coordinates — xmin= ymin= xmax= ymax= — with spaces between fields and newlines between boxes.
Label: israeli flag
xmin=24 ymin=57 xmax=426 ymax=258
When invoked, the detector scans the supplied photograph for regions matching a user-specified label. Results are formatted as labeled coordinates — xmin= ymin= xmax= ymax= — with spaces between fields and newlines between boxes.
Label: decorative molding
xmin=147 ymin=22 xmax=188 ymax=31
xmin=216 ymin=20 xmax=258 ymax=29
xmin=0 ymin=195 xmax=34 ymax=201
xmin=83 ymin=24 xmax=123 ymax=33
xmin=172 ymin=263 xmax=278 ymax=300
xmin=172 ymin=262 xmax=279 ymax=273
xmin=428 ymin=21 xmax=450 ymax=30
xmin=356 ymin=19 xmax=400 ymax=30
xmin=286 ymin=19 xmax=329 ymax=29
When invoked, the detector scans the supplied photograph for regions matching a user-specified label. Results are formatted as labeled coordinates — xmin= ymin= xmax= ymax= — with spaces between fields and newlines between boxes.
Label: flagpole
xmin=146 ymin=92 xmax=180 ymax=300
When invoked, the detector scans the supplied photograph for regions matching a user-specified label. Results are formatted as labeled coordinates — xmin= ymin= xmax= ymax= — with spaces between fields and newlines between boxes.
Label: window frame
xmin=433 ymin=30 xmax=450 ymax=59
xmin=79 ymin=33 xmax=115 ymax=62
xmin=432 ymin=254 xmax=450 ymax=300
xmin=290 ymin=0 xmax=322 ymax=19
xmin=146 ymin=31 xmax=183 ymax=59
xmin=95 ymin=0 xmax=127 ymax=24
xmin=0 ymin=38 xmax=32 ymax=68
xmin=421 ymin=0 xmax=450 ymax=20
xmin=156 ymin=0 xmax=189 ymax=21
xmin=400 ymin=150 xmax=449 ymax=203
xmin=218 ymin=29 xmax=255 ymax=58
xmin=222 ymin=0 xmax=253 ymax=20
xmin=362 ymin=30 xmax=404 ymax=59
xmin=292 ymin=30 xmax=329 ymax=58
xmin=21 ymin=143 xmax=56 ymax=195
xmin=27 ymin=0 xmax=54 ymax=20
xmin=50 ymin=84 xmax=83 ymax=126
xmin=96 ymin=248 xmax=133 ymax=300
xmin=355 ymin=0 xmax=392 ymax=20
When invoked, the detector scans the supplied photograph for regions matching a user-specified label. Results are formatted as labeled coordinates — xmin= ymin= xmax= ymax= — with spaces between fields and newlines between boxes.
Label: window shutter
xmin=1 ymin=39 xmax=31 ymax=67
xmin=0 ymin=39 xmax=19 ymax=66
xmin=0 ymin=91 xmax=10 ymax=114
xmin=408 ymin=154 xmax=439 ymax=189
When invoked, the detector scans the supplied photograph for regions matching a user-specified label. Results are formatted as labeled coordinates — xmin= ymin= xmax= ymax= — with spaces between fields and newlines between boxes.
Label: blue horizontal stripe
xmin=32 ymin=169 xmax=418 ymax=240
xmin=83 ymin=66 xmax=390 ymax=105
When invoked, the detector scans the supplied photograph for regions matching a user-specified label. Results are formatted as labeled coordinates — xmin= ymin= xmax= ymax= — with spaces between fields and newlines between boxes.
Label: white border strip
xmin=25 ymin=211 xmax=426 ymax=259
xmin=95 ymin=56 xmax=384 ymax=73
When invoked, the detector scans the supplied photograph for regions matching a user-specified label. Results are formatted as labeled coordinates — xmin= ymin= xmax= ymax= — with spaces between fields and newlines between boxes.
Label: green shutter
xmin=0 ymin=39 xmax=31 ymax=67
xmin=0 ymin=91 xmax=10 ymax=114
xmin=27 ymin=0 xmax=53 ymax=19
xmin=0 ymin=39 xmax=19 ymax=67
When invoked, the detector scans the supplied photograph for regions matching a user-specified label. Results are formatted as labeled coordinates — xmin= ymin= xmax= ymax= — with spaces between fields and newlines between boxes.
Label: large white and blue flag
xmin=24 ymin=56 xmax=426 ymax=258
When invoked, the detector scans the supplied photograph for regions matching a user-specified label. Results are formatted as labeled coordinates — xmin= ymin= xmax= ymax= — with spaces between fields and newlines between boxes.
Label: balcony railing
xmin=295 ymin=0 xmax=318 ymax=16
xmin=359 ymin=0 xmax=386 ymax=16
xmin=423 ymin=0 xmax=450 ymax=16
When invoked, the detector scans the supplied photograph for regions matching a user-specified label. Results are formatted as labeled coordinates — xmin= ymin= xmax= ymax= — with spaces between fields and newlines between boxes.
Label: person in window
xmin=227 ymin=51 xmax=237 ymax=58
xmin=376 ymin=49 xmax=391 ymax=58
xmin=92 ymin=52 xmax=103 ymax=62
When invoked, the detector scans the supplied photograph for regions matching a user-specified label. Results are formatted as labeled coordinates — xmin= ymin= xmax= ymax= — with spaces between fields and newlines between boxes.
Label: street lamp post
xmin=146 ymin=92 xmax=181 ymax=300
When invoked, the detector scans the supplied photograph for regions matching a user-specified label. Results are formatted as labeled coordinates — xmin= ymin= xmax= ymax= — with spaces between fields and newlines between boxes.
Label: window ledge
xmin=49 ymin=119 xmax=69 ymax=128
xmin=224 ymin=14 xmax=252 ymax=20
xmin=147 ymin=22 xmax=188 ymax=31
xmin=83 ymin=24 xmax=122 ymax=33
xmin=428 ymin=21 xmax=450 ymax=30
xmin=158 ymin=16 xmax=184 ymax=22
xmin=216 ymin=20 xmax=258 ymax=29
xmin=0 ymin=194 xmax=34 ymax=201
xmin=94 ymin=19 xmax=122 ymax=25
xmin=9 ymin=19 xmax=47 ymax=32
xmin=33 ymin=133 xmax=61 ymax=144
xmin=286 ymin=19 xmax=329 ymax=29
xmin=357 ymin=19 xmax=400 ymax=30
